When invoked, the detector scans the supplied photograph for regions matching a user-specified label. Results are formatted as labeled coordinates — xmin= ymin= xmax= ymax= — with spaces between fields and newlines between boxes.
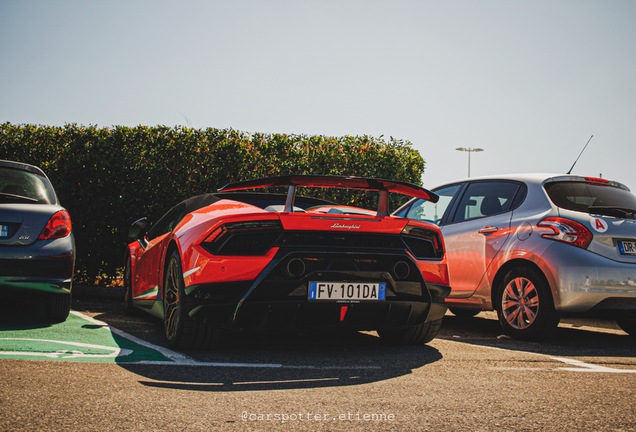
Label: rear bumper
xmin=540 ymin=243 xmax=636 ymax=313
xmin=184 ymin=278 xmax=449 ymax=331
xmin=0 ymin=276 xmax=72 ymax=295
xmin=188 ymin=298 xmax=448 ymax=331
xmin=181 ymin=249 xmax=450 ymax=330
xmin=0 ymin=236 xmax=75 ymax=295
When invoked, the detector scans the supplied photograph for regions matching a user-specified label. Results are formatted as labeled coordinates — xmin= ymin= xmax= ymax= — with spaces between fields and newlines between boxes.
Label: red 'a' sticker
xmin=590 ymin=218 xmax=608 ymax=233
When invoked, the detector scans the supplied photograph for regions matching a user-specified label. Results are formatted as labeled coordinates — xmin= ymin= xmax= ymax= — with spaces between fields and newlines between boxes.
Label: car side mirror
xmin=127 ymin=217 xmax=149 ymax=244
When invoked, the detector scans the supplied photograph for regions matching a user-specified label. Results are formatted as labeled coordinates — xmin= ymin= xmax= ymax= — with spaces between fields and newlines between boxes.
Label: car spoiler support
xmin=377 ymin=190 xmax=389 ymax=216
xmin=284 ymin=185 xmax=297 ymax=213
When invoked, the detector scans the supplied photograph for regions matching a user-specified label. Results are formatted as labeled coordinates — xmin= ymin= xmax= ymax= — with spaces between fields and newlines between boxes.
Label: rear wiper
xmin=0 ymin=192 xmax=39 ymax=204
xmin=588 ymin=206 xmax=636 ymax=219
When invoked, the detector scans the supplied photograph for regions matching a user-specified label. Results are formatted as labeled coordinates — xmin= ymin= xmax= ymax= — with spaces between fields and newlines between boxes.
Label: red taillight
xmin=584 ymin=176 xmax=610 ymax=184
xmin=538 ymin=216 xmax=592 ymax=249
xmin=201 ymin=220 xmax=282 ymax=256
xmin=401 ymin=224 xmax=444 ymax=259
xmin=38 ymin=210 xmax=72 ymax=240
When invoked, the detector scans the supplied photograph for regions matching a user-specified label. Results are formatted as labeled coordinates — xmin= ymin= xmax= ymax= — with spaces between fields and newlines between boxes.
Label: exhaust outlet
xmin=285 ymin=258 xmax=306 ymax=278
xmin=393 ymin=261 xmax=410 ymax=280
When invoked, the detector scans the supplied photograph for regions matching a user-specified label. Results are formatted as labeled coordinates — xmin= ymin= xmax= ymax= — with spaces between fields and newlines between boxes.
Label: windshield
xmin=545 ymin=181 xmax=636 ymax=216
xmin=0 ymin=167 xmax=56 ymax=204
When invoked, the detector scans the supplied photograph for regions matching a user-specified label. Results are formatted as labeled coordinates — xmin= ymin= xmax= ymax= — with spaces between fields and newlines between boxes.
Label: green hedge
xmin=0 ymin=123 xmax=426 ymax=285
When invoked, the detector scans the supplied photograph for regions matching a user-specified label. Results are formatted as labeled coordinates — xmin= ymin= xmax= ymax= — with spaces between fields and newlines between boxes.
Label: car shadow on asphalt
xmin=0 ymin=294 xmax=58 ymax=330
xmin=439 ymin=312 xmax=635 ymax=358
xmin=79 ymin=298 xmax=445 ymax=392
xmin=123 ymin=333 xmax=443 ymax=392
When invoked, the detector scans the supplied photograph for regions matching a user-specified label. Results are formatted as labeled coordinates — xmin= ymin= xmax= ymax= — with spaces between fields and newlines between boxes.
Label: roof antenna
xmin=567 ymin=135 xmax=593 ymax=175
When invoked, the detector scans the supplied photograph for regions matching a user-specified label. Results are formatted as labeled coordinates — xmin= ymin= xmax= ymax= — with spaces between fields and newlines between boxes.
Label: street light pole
xmin=455 ymin=147 xmax=484 ymax=177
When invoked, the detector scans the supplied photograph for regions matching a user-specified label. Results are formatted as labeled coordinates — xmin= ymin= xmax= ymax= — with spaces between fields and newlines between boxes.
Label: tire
xmin=495 ymin=266 xmax=559 ymax=341
xmin=449 ymin=307 xmax=480 ymax=319
xmin=46 ymin=293 xmax=71 ymax=322
xmin=616 ymin=318 xmax=636 ymax=337
xmin=378 ymin=318 xmax=443 ymax=345
xmin=123 ymin=255 xmax=136 ymax=315
xmin=163 ymin=250 xmax=220 ymax=350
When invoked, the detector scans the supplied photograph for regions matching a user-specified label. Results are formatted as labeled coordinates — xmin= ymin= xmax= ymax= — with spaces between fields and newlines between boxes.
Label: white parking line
xmin=444 ymin=338 xmax=636 ymax=374
xmin=72 ymin=311 xmax=194 ymax=363
xmin=0 ymin=338 xmax=131 ymax=359
xmin=141 ymin=376 xmax=350 ymax=388
xmin=71 ymin=311 xmax=381 ymax=369
xmin=551 ymin=356 xmax=636 ymax=374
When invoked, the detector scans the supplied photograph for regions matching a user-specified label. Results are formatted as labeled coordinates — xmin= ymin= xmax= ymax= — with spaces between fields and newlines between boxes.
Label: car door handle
xmin=478 ymin=226 xmax=499 ymax=234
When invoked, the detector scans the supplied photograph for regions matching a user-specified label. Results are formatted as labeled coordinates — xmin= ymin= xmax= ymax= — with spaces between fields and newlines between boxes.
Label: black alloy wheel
xmin=163 ymin=250 xmax=220 ymax=350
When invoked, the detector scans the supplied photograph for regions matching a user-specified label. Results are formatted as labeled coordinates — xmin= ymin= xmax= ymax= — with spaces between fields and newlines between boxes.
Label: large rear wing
xmin=218 ymin=175 xmax=438 ymax=216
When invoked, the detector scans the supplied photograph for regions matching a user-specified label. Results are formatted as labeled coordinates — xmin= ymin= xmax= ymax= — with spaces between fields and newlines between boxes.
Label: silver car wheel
xmin=501 ymin=276 xmax=540 ymax=330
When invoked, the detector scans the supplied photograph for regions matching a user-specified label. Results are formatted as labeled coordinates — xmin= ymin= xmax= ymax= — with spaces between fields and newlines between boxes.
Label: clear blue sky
xmin=2 ymin=0 xmax=635 ymax=190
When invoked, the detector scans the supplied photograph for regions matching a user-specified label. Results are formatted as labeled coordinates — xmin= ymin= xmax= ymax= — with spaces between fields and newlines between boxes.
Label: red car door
xmin=133 ymin=232 xmax=171 ymax=301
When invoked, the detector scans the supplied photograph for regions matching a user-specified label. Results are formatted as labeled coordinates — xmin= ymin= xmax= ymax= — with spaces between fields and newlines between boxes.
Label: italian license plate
xmin=0 ymin=225 xmax=8 ymax=238
xmin=308 ymin=281 xmax=386 ymax=301
xmin=618 ymin=240 xmax=636 ymax=255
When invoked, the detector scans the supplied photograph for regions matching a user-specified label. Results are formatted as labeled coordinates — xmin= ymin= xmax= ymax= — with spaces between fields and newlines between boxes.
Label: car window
xmin=147 ymin=203 xmax=187 ymax=240
xmin=146 ymin=194 xmax=222 ymax=240
xmin=545 ymin=181 xmax=636 ymax=214
xmin=450 ymin=181 xmax=520 ymax=223
xmin=0 ymin=167 xmax=56 ymax=204
xmin=404 ymin=184 xmax=462 ymax=225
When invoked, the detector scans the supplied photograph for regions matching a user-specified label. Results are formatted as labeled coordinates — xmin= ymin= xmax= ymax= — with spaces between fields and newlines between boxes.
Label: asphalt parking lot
xmin=1 ymin=292 xmax=635 ymax=431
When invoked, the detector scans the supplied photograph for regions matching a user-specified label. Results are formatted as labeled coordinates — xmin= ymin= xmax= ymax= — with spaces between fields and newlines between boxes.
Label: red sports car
xmin=124 ymin=175 xmax=450 ymax=350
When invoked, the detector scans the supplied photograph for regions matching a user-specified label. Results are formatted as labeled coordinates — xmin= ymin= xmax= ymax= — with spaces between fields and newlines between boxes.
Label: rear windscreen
xmin=0 ymin=167 xmax=56 ymax=204
xmin=545 ymin=181 xmax=636 ymax=214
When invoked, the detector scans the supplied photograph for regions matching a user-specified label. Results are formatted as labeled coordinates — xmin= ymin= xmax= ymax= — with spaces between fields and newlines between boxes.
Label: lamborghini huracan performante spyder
xmin=124 ymin=175 xmax=450 ymax=350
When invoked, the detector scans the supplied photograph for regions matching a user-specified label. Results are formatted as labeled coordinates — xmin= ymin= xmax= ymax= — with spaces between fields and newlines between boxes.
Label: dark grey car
xmin=0 ymin=160 xmax=75 ymax=321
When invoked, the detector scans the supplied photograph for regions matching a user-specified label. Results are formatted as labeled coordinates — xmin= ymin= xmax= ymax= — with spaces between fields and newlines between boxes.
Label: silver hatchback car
xmin=394 ymin=173 xmax=636 ymax=340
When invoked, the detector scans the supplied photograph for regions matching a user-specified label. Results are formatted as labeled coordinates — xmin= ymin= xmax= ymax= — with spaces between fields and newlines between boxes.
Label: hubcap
xmin=164 ymin=258 xmax=181 ymax=340
xmin=501 ymin=276 xmax=540 ymax=330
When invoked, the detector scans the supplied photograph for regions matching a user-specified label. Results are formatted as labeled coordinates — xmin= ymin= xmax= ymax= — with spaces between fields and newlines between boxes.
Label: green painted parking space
xmin=0 ymin=311 xmax=173 ymax=363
